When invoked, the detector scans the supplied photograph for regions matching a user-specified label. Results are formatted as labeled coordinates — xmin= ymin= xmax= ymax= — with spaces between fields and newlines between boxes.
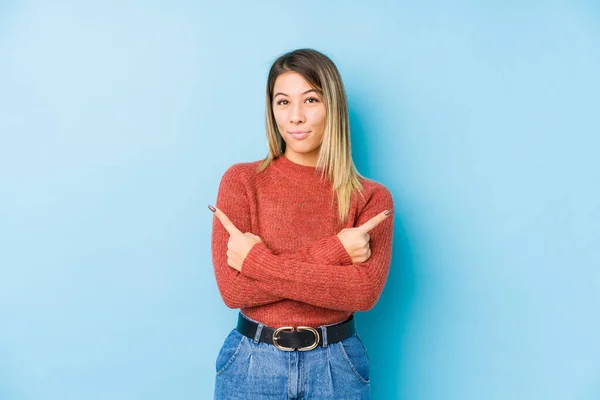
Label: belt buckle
xmin=272 ymin=326 xmax=320 ymax=351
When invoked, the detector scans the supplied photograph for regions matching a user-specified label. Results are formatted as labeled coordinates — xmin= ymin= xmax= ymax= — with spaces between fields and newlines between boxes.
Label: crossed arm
xmin=210 ymin=166 xmax=394 ymax=311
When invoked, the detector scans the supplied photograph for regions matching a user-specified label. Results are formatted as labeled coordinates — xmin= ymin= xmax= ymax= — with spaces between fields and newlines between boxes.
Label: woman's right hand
xmin=336 ymin=209 xmax=393 ymax=264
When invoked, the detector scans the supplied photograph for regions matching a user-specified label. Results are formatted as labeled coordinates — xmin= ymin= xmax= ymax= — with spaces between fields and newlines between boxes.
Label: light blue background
xmin=1 ymin=1 xmax=599 ymax=399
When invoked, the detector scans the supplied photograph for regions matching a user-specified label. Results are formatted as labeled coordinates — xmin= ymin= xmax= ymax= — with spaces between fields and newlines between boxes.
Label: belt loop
xmin=320 ymin=325 xmax=328 ymax=348
xmin=253 ymin=322 xmax=264 ymax=344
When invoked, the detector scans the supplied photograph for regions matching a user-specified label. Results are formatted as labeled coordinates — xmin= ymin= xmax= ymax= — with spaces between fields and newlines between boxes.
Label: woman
xmin=208 ymin=48 xmax=394 ymax=399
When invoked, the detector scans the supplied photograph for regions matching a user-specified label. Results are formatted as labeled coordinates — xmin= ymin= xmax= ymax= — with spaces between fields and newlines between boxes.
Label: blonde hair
xmin=256 ymin=48 xmax=365 ymax=225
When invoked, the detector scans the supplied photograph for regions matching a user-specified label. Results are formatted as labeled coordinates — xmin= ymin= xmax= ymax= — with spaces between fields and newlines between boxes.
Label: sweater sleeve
xmin=212 ymin=164 xmax=285 ymax=308
xmin=274 ymin=234 xmax=353 ymax=265
xmin=212 ymin=165 xmax=354 ymax=309
xmin=241 ymin=185 xmax=395 ymax=312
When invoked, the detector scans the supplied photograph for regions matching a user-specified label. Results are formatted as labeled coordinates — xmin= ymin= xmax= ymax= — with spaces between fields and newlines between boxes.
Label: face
xmin=272 ymin=71 xmax=326 ymax=167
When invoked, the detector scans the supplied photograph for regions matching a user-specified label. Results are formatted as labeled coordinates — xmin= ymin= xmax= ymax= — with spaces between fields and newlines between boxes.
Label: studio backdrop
xmin=0 ymin=1 xmax=599 ymax=399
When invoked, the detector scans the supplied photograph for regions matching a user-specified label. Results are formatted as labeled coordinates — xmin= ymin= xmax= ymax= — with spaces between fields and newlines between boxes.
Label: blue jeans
xmin=214 ymin=313 xmax=371 ymax=399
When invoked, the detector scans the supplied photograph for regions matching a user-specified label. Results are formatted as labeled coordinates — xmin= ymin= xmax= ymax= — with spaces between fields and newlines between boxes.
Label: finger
xmin=245 ymin=233 xmax=263 ymax=242
xmin=213 ymin=206 xmax=242 ymax=236
xmin=357 ymin=210 xmax=391 ymax=233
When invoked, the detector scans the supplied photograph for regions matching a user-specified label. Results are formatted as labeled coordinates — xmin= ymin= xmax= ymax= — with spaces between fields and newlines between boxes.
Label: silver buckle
xmin=272 ymin=326 xmax=320 ymax=351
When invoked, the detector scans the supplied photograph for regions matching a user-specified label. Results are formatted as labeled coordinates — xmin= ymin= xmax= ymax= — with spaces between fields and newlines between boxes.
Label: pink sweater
xmin=211 ymin=154 xmax=395 ymax=328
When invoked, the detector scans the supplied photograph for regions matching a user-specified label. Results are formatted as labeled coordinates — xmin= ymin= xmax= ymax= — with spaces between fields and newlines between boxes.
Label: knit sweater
xmin=211 ymin=154 xmax=395 ymax=328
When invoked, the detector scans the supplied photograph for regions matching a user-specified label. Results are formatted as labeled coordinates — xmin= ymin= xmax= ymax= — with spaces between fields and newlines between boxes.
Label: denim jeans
xmin=214 ymin=313 xmax=371 ymax=399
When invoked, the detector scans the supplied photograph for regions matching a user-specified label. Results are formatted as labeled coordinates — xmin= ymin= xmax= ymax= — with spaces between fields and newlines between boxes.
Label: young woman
xmin=208 ymin=48 xmax=394 ymax=399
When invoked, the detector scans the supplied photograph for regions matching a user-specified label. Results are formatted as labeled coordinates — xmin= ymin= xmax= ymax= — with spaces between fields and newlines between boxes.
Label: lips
xmin=289 ymin=131 xmax=310 ymax=140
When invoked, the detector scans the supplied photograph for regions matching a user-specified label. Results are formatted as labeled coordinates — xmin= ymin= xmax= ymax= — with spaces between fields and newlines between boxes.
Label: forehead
xmin=273 ymin=72 xmax=313 ymax=94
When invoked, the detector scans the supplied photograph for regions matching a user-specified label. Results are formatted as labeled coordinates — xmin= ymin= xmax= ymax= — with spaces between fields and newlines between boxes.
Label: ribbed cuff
xmin=312 ymin=235 xmax=353 ymax=265
xmin=241 ymin=242 xmax=279 ymax=282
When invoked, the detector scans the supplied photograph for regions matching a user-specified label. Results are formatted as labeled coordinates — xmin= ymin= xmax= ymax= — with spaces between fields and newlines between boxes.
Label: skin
xmin=272 ymin=71 xmax=327 ymax=167
xmin=208 ymin=71 xmax=393 ymax=271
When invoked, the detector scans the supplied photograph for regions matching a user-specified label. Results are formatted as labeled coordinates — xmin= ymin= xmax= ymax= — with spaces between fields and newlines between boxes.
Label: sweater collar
xmin=272 ymin=154 xmax=332 ymax=185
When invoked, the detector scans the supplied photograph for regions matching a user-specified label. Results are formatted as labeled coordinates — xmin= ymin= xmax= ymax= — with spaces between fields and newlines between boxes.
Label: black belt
xmin=236 ymin=312 xmax=355 ymax=351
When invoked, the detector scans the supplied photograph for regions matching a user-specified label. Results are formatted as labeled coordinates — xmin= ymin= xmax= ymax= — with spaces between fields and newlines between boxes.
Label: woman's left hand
xmin=210 ymin=205 xmax=263 ymax=272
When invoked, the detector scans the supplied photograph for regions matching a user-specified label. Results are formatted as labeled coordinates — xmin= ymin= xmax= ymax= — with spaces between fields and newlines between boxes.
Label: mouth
xmin=288 ymin=131 xmax=311 ymax=140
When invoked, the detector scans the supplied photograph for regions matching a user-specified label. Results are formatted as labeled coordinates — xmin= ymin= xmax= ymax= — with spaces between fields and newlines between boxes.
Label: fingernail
xmin=208 ymin=205 xmax=216 ymax=213
xmin=385 ymin=209 xmax=393 ymax=216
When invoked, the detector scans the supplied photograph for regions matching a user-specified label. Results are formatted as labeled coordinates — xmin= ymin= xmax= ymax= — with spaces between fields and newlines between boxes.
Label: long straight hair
xmin=256 ymin=48 xmax=365 ymax=225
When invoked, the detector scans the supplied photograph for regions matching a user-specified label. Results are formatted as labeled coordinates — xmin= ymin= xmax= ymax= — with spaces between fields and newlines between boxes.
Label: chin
xmin=288 ymin=145 xmax=319 ymax=154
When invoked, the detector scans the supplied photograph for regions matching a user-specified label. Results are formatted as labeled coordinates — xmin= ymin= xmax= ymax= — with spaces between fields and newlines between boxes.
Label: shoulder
xmin=356 ymin=176 xmax=394 ymax=209
xmin=219 ymin=160 xmax=264 ymax=187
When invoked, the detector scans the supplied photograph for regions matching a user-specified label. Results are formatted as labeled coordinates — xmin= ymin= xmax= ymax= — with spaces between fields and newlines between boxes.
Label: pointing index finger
xmin=213 ymin=206 xmax=242 ymax=236
xmin=357 ymin=210 xmax=392 ymax=233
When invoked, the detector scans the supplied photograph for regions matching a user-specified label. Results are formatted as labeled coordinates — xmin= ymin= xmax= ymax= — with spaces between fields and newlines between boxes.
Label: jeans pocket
xmin=338 ymin=333 xmax=371 ymax=384
xmin=215 ymin=329 xmax=245 ymax=376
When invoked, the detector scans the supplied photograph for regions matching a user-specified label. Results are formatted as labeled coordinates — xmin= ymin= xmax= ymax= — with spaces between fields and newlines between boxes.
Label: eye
xmin=276 ymin=99 xmax=289 ymax=105
xmin=305 ymin=97 xmax=319 ymax=104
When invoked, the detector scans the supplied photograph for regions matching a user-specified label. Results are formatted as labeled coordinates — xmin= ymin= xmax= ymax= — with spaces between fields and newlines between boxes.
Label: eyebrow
xmin=274 ymin=89 xmax=319 ymax=98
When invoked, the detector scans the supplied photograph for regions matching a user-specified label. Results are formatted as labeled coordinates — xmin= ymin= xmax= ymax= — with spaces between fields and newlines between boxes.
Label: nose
xmin=289 ymin=103 xmax=305 ymax=124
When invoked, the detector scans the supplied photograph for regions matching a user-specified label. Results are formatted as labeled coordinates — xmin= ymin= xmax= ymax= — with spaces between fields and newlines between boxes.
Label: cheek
xmin=272 ymin=111 xmax=285 ymax=129
xmin=311 ymin=109 xmax=327 ymax=130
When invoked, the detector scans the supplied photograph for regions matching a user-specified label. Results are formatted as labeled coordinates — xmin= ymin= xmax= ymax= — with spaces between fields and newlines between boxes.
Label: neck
xmin=283 ymin=150 xmax=319 ymax=168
